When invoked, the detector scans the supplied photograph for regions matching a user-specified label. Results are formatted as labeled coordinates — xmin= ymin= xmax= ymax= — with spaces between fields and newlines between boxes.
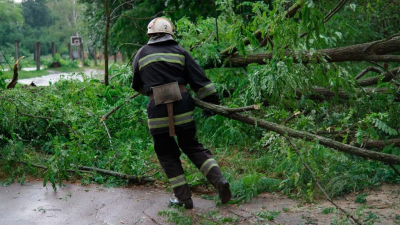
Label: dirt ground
xmin=0 ymin=178 xmax=399 ymax=225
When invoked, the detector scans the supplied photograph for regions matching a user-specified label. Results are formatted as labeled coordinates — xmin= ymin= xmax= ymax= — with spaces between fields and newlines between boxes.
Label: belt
xmin=149 ymin=84 xmax=187 ymax=100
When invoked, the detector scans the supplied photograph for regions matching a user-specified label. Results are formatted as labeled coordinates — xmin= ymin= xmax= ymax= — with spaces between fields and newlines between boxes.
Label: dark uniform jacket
xmin=132 ymin=34 xmax=219 ymax=135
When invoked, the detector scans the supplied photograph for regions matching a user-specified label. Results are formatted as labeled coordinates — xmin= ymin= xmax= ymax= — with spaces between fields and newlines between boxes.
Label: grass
xmin=1 ymin=66 xmax=92 ymax=79
xmin=2 ymin=69 xmax=51 ymax=79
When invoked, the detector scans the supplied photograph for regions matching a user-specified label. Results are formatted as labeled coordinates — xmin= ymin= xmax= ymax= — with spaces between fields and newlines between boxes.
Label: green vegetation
xmin=1 ymin=0 xmax=400 ymax=224
xmin=2 ymin=70 xmax=50 ymax=80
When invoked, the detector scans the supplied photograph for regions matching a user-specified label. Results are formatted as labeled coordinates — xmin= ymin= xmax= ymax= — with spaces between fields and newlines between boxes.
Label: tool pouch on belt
xmin=151 ymin=82 xmax=182 ymax=136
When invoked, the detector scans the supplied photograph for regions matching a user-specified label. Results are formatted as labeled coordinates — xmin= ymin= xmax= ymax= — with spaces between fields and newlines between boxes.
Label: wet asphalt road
xmin=1 ymin=180 xmax=399 ymax=224
xmin=18 ymin=69 xmax=102 ymax=86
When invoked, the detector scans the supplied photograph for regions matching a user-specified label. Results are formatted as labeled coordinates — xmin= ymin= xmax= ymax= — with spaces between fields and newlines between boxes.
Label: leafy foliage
xmin=0 ymin=0 xmax=399 ymax=216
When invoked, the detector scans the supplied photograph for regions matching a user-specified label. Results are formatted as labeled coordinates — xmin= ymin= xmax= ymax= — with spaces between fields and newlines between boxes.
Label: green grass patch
xmin=3 ymin=69 xmax=51 ymax=79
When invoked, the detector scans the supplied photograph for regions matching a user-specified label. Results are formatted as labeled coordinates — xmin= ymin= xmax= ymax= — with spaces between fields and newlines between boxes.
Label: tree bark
xmin=299 ymin=87 xmax=391 ymax=101
xmin=73 ymin=165 xmax=155 ymax=183
xmin=205 ymin=35 xmax=400 ymax=69
xmin=355 ymin=66 xmax=382 ymax=80
xmin=356 ymin=139 xmax=400 ymax=149
xmin=7 ymin=56 xmax=24 ymax=89
xmin=193 ymin=98 xmax=400 ymax=165
xmin=358 ymin=67 xmax=400 ymax=86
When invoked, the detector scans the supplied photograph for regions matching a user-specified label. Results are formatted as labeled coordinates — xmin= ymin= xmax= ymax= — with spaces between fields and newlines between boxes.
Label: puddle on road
xmin=18 ymin=69 xmax=103 ymax=86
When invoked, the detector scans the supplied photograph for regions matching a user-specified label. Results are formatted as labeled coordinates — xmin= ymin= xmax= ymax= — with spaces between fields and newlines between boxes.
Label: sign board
xmin=71 ymin=36 xmax=83 ymax=46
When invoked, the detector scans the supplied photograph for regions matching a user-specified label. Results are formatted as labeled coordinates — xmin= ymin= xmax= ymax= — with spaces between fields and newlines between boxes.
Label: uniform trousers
xmin=153 ymin=127 xmax=223 ymax=200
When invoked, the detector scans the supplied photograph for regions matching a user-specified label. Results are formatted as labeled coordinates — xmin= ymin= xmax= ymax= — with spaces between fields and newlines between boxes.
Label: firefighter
xmin=132 ymin=17 xmax=231 ymax=209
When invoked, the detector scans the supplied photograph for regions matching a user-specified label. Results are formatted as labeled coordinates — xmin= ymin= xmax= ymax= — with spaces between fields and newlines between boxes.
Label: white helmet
xmin=147 ymin=17 xmax=174 ymax=36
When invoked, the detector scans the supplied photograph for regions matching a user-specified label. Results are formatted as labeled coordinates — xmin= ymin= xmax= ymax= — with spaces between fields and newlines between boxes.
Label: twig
xmin=284 ymin=137 xmax=362 ymax=225
xmin=100 ymin=93 xmax=140 ymax=121
xmin=388 ymin=164 xmax=400 ymax=177
xmin=367 ymin=60 xmax=398 ymax=80
xmin=282 ymin=110 xmax=303 ymax=125
xmin=222 ymin=104 xmax=259 ymax=113
xmin=0 ymin=49 xmax=13 ymax=71
xmin=102 ymin=120 xmax=114 ymax=151
xmin=21 ymin=161 xmax=93 ymax=174
xmin=71 ymin=165 xmax=155 ymax=183
xmin=355 ymin=66 xmax=383 ymax=80
xmin=110 ymin=0 xmax=134 ymax=18
xmin=323 ymin=0 xmax=349 ymax=23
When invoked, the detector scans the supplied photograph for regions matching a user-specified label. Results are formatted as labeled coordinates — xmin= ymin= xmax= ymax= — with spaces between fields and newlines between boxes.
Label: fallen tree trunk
xmin=193 ymin=98 xmax=400 ymax=165
xmin=299 ymin=87 xmax=391 ymax=101
xmin=205 ymin=35 xmax=400 ymax=69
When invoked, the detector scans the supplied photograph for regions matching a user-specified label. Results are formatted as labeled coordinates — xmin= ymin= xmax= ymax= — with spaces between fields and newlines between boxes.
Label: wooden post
xmin=33 ymin=43 xmax=36 ymax=61
xmin=80 ymin=43 xmax=84 ymax=67
xmin=114 ymin=53 xmax=117 ymax=63
xmin=68 ymin=43 xmax=73 ymax=60
xmin=52 ymin=41 xmax=56 ymax=58
xmin=15 ymin=40 xmax=19 ymax=70
xmin=35 ymin=42 xmax=41 ymax=70
xmin=94 ymin=48 xmax=97 ymax=66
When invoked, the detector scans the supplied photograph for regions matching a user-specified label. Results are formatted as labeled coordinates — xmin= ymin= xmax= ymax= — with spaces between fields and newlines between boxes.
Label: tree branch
xmin=298 ymin=87 xmax=391 ymax=101
xmin=358 ymin=67 xmax=400 ymax=86
xmin=100 ymin=93 xmax=140 ymax=121
xmin=323 ymin=0 xmax=349 ymax=23
xmin=284 ymin=136 xmax=361 ymax=224
xmin=355 ymin=66 xmax=383 ymax=80
xmin=193 ymin=98 xmax=400 ymax=165
xmin=211 ymin=36 xmax=400 ymax=69
xmin=218 ymin=1 xmax=304 ymax=57
xmin=72 ymin=165 xmax=155 ymax=183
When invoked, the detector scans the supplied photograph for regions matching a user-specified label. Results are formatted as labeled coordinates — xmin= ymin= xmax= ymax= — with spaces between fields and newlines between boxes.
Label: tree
xmin=0 ymin=0 xmax=23 ymax=53
xmin=46 ymin=0 xmax=84 ymax=54
xmin=21 ymin=0 xmax=52 ymax=28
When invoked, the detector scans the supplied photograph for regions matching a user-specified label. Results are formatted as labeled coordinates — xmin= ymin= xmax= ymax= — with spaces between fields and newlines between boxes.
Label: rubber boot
xmin=169 ymin=197 xmax=193 ymax=209
xmin=216 ymin=177 xmax=232 ymax=204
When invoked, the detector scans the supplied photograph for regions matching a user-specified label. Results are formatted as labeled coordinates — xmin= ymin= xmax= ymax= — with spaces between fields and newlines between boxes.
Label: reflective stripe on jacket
xmin=132 ymin=36 xmax=216 ymax=135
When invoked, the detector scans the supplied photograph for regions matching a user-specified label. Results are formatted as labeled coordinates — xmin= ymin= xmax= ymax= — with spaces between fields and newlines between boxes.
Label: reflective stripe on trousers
xmin=148 ymin=111 xmax=194 ymax=129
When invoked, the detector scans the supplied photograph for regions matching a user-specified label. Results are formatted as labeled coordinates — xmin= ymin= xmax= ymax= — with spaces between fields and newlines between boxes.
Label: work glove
xmin=201 ymin=93 xmax=220 ymax=117
xmin=202 ymin=93 xmax=220 ymax=105
xmin=202 ymin=108 xmax=217 ymax=117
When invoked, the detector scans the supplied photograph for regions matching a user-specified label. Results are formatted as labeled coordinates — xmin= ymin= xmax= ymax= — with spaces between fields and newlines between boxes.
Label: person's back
xmin=132 ymin=17 xmax=231 ymax=209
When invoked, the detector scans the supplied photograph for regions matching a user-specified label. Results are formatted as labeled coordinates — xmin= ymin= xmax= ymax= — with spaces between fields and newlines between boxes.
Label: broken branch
xmin=7 ymin=56 xmax=25 ymax=89
xmin=71 ymin=165 xmax=155 ymax=183
xmin=207 ymin=35 xmax=400 ymax=69
xmin=100 ymin=93 xmax=140 ymax=121
xmin=355 ymin=66 xmax=383 ymax=80
xmin=358 ymin=67 xmax=400 ymax=86
xmin=193 ymin=98 xmax=400 ymax=165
